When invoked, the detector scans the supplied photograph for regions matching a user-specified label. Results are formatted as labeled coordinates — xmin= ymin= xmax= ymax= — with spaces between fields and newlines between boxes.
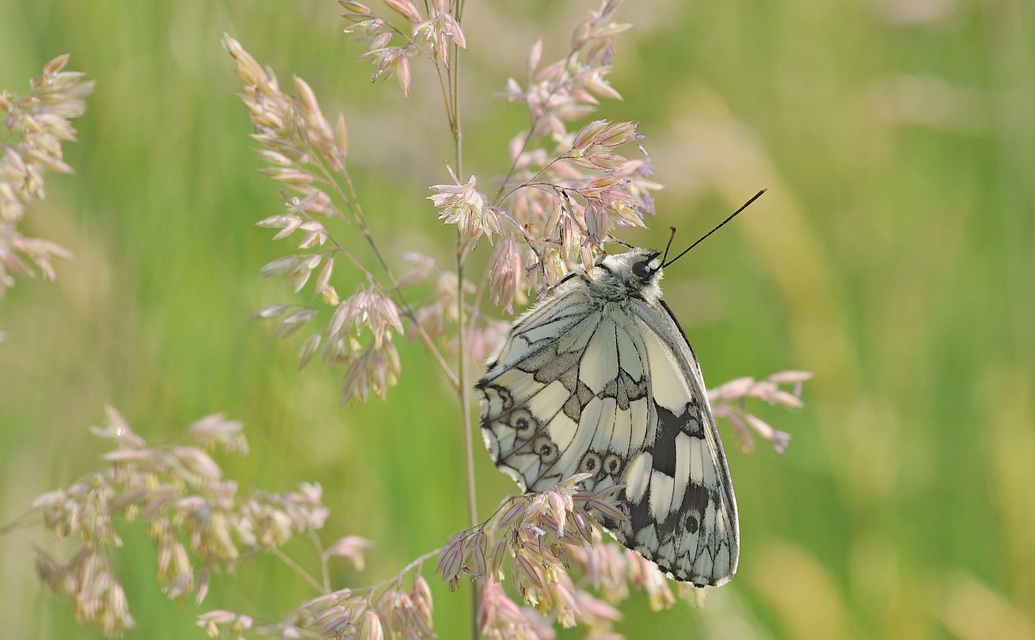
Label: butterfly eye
xmin=632 ymin=260 xmax=653 ymax=279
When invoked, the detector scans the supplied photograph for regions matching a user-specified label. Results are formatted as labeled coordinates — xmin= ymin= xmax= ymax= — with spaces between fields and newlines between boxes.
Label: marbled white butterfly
xmin=476 ymin=194 xmax=764 ymax=587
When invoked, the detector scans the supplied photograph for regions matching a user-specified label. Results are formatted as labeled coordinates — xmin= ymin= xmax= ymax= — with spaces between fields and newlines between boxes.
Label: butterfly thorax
xmin=587 ymin=248 xmax=664 ymax=304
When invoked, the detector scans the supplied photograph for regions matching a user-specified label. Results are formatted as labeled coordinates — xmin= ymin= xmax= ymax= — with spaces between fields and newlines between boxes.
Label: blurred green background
xmin=2 ymin=0 xmax=1034 ymax=638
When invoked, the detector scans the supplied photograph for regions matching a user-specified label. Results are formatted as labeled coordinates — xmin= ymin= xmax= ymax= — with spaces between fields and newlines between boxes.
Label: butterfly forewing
xmin=477 ymin=248 xmax=740 ymax=587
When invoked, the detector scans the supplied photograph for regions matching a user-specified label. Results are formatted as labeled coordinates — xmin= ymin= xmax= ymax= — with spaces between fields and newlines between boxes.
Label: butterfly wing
xmin=613 ymin=298 xmax=739 ymax=586
xmin=477 ymin=280 xmax=739 ymax=587
xmin=478 ymin=279 xmax=626 ymax=494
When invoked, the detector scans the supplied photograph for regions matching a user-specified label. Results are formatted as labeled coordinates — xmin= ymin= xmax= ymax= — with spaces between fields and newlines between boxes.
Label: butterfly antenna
xmin=661 ymin=226 xmax=678 ymax=263
xmin=662 ymin=189 xmax=767 ymax=268
xmin=609 ymin=235 xmax=635 ymax=250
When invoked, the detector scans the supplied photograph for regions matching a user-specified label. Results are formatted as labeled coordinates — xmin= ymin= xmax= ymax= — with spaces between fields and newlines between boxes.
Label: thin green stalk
xmin=442 ymin=5 xmax=480 ymax=636
xmin=456 ymin=236 xmax=481 ymax=640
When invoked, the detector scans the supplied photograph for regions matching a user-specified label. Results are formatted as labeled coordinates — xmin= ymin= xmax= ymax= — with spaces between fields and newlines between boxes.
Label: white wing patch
xmin=640 ymin=318 xmax=692 ymax=411
xmin=579 ymin=321 xmax=619 ymax=392
xmin=477 ymin=249 xmax=740 ymax=587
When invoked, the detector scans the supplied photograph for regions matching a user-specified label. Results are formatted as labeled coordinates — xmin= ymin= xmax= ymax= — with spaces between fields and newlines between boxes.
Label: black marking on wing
xmin=524 ymin=349 xmax=583 ymax=385
xmin=562 ymin=380 xmax=595 ymax=422
xmin=627 ymin=491 xmax=652 ymax=534
xmin=651 ymin=404 xmax=682 ymax=477
xmin=650 ymin=401 xmax=705 ymax=477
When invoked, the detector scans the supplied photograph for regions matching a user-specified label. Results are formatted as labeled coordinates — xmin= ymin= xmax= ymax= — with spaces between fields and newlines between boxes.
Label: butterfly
xmin=476 ymin=246 xmax=739 ymax=587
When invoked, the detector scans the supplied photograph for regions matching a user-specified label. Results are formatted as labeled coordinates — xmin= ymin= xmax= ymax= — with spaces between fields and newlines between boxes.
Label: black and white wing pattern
xmin=476 ymin=248 xmax=739 ymax=587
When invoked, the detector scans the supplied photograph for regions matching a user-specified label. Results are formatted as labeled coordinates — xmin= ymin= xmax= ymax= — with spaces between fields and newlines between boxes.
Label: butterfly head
xmin=593 ymin=248 xmax=664 ymax=303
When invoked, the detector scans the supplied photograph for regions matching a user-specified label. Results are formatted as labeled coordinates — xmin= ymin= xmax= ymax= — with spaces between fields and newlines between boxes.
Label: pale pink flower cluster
xmin=709 ymin=370 xmax=812 ymax=454
xmin=27 ymin=408 xmax=345 ymax=637
xmin=427 ymin=170 xmax=502 ymax=243
xmin=435 ymin=475 xmax=679 ymax=638
xmin=478 ymin=582 xmax=556 ymax=640
xmin=482 ymin=1 xmax=661 ymax=292
xmin=203 ymin=561 xmax=435 ymax=639
xmin=488 ymin=238 xmax=523 ymax=314
xmin=0 ymin=55 xmax=92 ymax=295
xmin=225 ymin=35 xmax=413 ymax=403
xmin=35 ymin=549 xmax=133 ymax=637
xmin=342 ymin=0 xmax=467 ymax=96
xmin=424 ymin=0 xmax=661 ymax=351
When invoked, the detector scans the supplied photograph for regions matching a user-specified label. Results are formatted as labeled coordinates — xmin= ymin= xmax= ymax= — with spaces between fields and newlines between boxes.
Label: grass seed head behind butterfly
xmin=477 ymin=191 xmax=764 ymax=587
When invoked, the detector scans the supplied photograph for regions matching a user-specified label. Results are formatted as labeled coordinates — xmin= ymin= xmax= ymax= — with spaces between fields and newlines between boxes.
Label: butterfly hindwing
xmin=614 ymin=299 xmax=739 ymax=585
xmin=477 ymin=248 xmax=740 ymax=587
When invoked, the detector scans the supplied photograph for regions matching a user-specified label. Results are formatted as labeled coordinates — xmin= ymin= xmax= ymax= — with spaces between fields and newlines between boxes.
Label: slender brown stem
xmin=308 ymin=529 xmax=331 ymax=593
xmin=312 ymin=154 xmax=459 ymax=386
xmin=456 ymin=238 xmax=482 ymax=640
xmin=491 ymin=52 xmax=582 ymax=205
xmin=271 ymin=547 xmax=326 ymax=594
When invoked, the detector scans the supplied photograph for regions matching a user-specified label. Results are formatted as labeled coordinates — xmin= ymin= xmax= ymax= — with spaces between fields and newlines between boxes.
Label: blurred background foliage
xmin=2 ymin=0 xmax=1034 ymax=638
